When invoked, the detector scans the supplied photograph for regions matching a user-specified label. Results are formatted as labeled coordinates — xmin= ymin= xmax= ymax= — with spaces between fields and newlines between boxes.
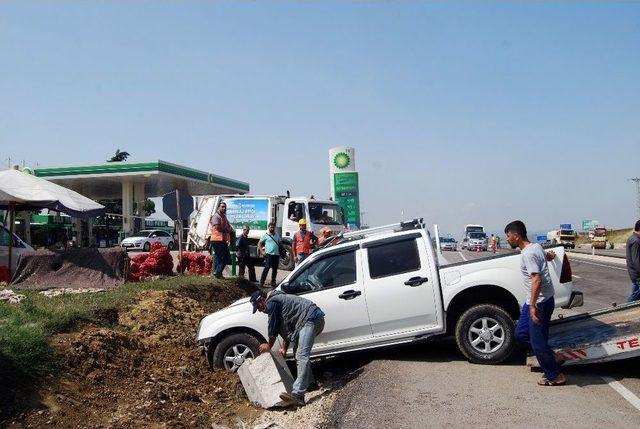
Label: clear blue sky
xmin=1 ymin=1 xmax=639 ymax=237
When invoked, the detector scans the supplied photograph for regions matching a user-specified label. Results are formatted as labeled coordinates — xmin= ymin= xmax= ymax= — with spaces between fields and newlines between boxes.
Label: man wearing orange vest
xmin=210 ymin=202 xmax=232 ymax=278
xmin=292 ymin=219 xmax=317 ymax=266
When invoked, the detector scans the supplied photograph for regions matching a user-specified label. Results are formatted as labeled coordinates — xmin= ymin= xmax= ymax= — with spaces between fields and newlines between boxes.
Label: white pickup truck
xmin=196 ymin=219 xmax=583 ymax=370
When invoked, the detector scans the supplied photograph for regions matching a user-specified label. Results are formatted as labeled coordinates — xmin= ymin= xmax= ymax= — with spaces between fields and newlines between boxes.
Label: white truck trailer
xmin=187 ymin=195 xmax=346 ymax=270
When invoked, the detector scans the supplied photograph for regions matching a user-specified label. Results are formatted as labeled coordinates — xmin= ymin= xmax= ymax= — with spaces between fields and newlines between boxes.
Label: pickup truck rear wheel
xmin=213 ymin=333 xmax=261 ymax=371
xmin=455 ymin=304 xmax=515 ymax=364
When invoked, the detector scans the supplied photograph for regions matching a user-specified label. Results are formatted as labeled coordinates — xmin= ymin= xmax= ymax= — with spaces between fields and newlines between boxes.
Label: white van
xmin=0 ymin=223 xmax=34 ymax=273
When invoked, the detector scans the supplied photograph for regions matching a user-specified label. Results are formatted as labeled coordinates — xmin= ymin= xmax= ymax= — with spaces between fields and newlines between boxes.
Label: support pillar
xmin=73 ymin=218 xmax=83 ymax=248
xmin=122 ymin=180 xmax=134 ymax=236
xmin=88 ymin=218 xmax=95 ymax=247
xmin=21 ymin=212 xmax=32 ymax=245
xmin=134 ymin=182 xmax=146 ymax=231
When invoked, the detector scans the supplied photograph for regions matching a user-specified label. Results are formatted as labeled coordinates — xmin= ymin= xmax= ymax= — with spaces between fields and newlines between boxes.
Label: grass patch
xmin=606 ymin=228 xmax=633 ymax=244
xmin=0 ymin=275 xmax=217 ymax=390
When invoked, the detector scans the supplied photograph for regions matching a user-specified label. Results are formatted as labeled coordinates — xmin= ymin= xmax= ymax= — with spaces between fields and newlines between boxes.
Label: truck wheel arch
xmin=203 ymin=327 xmax=267 ymax=370
xmin=204 ymin=327 xmax=267 ymax=349
xmin=445 ymin=285 xmax=520 ymax=334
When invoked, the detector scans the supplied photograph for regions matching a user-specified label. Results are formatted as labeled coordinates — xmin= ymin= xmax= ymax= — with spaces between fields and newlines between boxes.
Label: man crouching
xmin=250 ymin=290 xmax=325 ymax=406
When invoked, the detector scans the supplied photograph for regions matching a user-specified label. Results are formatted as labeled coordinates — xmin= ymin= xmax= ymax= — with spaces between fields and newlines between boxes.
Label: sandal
xmin=537 ymin=376 xmax=566 ymax=386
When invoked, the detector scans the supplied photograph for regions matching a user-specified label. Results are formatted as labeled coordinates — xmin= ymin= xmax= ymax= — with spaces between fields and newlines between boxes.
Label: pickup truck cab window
xmin=284 ymin=250 xmax=356 ymax=295
xmin=367 ymin=238 xmax=421 ymax=279
xmin=281 ymin=246 xmax=371 ymax=347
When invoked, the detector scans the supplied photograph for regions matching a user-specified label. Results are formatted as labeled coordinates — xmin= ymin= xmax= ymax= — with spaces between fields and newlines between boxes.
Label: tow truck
xmin=529 ymin=302 xmax=640 ymax=367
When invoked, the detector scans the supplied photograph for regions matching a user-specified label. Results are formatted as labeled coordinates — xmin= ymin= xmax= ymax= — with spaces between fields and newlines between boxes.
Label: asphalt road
xmin=323 ymin=248 xmax=640 ymax=429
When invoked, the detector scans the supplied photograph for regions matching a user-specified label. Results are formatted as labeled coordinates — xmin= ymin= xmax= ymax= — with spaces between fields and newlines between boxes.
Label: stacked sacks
xmin=177 ymin=252 xmax=212 ymax=275
xmin=0 ymin=265 xmax=10 ymax=283
xmin=128 ymin=242 xmax=174 ymax=282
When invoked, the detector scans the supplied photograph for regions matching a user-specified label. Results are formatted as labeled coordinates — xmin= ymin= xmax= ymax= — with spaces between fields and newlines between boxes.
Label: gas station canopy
xmin=33 ymin=160 xmax=249 ymax=199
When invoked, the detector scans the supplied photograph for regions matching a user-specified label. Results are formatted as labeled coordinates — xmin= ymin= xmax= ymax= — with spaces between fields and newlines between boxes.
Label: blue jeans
xmin=296 ymin=253 xmax=309 ymax=266
xmin=292 ymin=317 xmax=325 ymax=397
xmin=515 ymin=297 xmax=560 ymax=381
xmin=627 ymin=280 xmax=640 ymax=302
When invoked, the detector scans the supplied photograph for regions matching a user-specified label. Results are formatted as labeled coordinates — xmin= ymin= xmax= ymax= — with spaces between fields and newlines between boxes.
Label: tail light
xmin=560 ymin=254 xmax=572 ymax=283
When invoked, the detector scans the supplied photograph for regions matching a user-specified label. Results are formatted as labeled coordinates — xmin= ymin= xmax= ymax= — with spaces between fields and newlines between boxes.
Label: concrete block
xmin=238 ymin=351 xmax=294 ymax=409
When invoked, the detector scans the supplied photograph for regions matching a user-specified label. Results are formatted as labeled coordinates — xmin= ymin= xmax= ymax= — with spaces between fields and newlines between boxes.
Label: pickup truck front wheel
xmin=212 ymin=333 xmax=261 ymax=371
xmin=455 ymin=304 xmax=515 ymax=364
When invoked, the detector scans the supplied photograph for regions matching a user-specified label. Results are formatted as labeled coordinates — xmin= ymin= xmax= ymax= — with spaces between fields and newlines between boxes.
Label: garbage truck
xmin=187 ymin=195 xmax=346 ymax=270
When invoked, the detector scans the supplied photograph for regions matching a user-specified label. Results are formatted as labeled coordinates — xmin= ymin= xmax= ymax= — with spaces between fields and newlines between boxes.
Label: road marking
xmin=574 ymin=260 xmax=627 ymax=271
xmin=457 ymin=251 xmax=467 ymax=262
xmin=572 ymin=275 xmax=582 ymax=279
xmin=601 ymin=377 xmax=640 ymax=412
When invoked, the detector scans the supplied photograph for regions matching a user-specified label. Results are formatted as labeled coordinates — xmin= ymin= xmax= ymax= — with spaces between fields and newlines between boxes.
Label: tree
xmin=107 ymin=149 xmax=130 ymax=162
xmin=142 ymin=198 xmax=155 ymax=216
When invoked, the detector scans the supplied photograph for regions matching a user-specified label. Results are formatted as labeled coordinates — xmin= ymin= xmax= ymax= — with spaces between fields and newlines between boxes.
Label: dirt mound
xmin=7 ymin=279 xmax=260 ymax=428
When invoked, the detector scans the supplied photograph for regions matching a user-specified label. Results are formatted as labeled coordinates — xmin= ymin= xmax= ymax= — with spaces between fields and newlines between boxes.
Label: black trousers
xmin=211 ymin=241 xmax=231 ymax=275
xmin=260 ymin=254 xmax=280 ymax=287
xmin=238 ymin=255 xmax=256 ymax=282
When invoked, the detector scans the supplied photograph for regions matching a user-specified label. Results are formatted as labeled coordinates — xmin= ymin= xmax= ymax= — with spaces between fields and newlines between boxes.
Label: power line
xmin=630 ymin=178 xmax=640 ymax=219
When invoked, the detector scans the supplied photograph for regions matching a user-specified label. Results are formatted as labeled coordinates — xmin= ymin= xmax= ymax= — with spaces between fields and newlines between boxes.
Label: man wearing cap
xmin=291 ymin=219 xmax=317 ymax=266
xmin=250 ymin=290 xmax=325 ymax=406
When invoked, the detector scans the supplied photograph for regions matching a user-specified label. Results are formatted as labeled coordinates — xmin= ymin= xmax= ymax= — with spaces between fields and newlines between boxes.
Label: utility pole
xmin=630 ymin=178 xmax=640 ymax=219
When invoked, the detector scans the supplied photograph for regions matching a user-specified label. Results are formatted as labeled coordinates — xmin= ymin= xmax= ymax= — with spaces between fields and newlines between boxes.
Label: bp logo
xmin=333 ymin=152 xmax=351 ymax=169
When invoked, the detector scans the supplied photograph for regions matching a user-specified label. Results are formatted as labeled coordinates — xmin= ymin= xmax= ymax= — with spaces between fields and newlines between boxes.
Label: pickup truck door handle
xmin=404 ymin=276 xmax=429 ymax=287
xmin=338 ymin=290 xmax=362 ymax=300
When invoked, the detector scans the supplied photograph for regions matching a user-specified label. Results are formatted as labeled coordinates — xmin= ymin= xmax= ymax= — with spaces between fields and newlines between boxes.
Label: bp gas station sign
xmin=334 ymin=172 xmax=360 ymax=227
xmin=329 ymin=147 xmax=361 ymax=228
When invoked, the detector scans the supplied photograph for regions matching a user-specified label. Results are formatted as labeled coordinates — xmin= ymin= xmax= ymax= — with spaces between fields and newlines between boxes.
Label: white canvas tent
xmin=0 ymin=168 xmax=105 ymax=273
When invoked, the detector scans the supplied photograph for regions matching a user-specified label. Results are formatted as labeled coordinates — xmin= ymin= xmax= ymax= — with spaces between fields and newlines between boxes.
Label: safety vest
xmin=210 ymin=213 xmax=231 ymax=244
xmin=294 ymin=230 xmax=313 ymax=254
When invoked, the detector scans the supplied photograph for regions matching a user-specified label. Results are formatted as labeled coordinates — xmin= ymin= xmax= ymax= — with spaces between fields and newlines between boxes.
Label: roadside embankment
xmin=1 ymin=276 xmax=261 ymax=428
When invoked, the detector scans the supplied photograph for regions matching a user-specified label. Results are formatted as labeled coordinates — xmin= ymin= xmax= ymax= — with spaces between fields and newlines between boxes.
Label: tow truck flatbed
xmin=528 ymin=302 xmax=640 ymax=367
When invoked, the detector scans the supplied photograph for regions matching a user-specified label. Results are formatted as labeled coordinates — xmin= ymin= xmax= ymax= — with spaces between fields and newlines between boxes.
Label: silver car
xmin=467 ymin=232 xmax=488 ymax=251
xmin=439 ymin=237 xmax=458 ymax=251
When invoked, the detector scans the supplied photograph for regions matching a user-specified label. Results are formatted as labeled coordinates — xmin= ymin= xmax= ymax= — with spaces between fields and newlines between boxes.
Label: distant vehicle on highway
xmin=590 ymin=227 xmax=613 ymax=249
xmin=464 ymin=224 xmax=484 ymax=236
xmin=547 ymin=226 xmax=576 ymax=249
xmin=467 ymin=232 xmax=488 ymax=251
xmin=439 ymin=237 xmax=458 ymax=251
xmin=121 ymin=229 xmax=174 ymax=252
xmin=461 ymin=237 xmax=469 ymax=250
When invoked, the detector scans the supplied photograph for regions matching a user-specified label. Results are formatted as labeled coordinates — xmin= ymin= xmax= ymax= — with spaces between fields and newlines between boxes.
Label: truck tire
xmin=455 ymin=304 xmax=515 ymax=364
xmin=278 ymin=243 xmax=295 ymax=271
xmin=212 ymin=333 xmax=261 ymax=371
